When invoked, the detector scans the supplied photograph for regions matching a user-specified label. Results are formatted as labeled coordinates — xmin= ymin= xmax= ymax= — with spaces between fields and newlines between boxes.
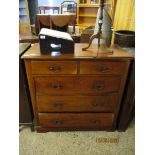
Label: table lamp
xmin=82 ymin=0 xmax=113 ymax=54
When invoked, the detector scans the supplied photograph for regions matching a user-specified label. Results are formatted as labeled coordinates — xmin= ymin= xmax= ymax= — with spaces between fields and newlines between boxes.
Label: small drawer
xmin=31 ymin=61 xmax=77 ymax=74
xmin=35 ymin=76 xmax=78 ymax=95
xmin=38 ymin=113 xmax=114 ymax=128
xmin=37 ymin=95 xmax=119 ymax=112
xmin=78 ymin=76 xmax=121 ymax=94
xmin=80 ymin=61 xmax=129 ymax=75
xmin=34 ymin=76 xmax=121 ymax=95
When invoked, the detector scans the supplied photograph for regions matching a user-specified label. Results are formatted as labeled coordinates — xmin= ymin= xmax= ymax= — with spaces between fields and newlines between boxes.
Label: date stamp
xmin=96 ymin=137 xmax=119 ymax=143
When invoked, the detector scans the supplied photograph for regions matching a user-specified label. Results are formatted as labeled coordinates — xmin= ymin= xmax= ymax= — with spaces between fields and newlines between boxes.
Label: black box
xmin=39 ymin=28 xmax=74 ymax=54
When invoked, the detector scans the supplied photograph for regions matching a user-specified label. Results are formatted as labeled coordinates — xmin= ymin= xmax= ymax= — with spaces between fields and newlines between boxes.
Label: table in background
xmin=19 ymin=34 xmax=39 ymax=43
xmin=19 ymin=33 xmax=81 ymax=43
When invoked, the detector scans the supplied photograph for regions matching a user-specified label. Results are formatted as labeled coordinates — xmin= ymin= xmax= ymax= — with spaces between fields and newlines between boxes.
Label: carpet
xmin=19 ymin=119 xmax=134 ymax=155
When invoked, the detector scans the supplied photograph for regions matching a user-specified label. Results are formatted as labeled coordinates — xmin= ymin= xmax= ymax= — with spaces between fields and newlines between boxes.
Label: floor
xmin=19 ymin=120 xmax=135 ymax=155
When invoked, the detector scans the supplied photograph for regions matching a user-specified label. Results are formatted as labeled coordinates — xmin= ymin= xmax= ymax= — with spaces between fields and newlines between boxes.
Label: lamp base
xmin=82 ymin=33 xmax=113 ymax=54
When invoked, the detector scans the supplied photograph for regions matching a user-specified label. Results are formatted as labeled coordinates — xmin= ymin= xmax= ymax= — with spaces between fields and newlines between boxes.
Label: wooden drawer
xmin=80 ymin=61 xmax=129 ymax=75
xmin=37 ymin=95 xmax=119 ymax=112
xmin=38 ymin=113 xmax=114 ymax=128
xmin=31 ymin=61 xmax=77 ymax=74
xmin=34 ymin=76 xmax=121 ymax=95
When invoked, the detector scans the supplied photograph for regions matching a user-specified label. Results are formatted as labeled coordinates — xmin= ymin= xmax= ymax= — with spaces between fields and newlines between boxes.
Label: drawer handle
xmin=51 ymin=83 xmax=62 ymax=90
xmin=92 ymin=102 xmax=104 ymax=107
xmin=96 ymin=66 xmax=110 ymax=72
xmin=53 ymin=102 xmax=63 ymax=108
xmin=53 ymin=119 xmax=64 ymax=124
xmin=48 ymin=66 xmax=61 ymax=72
xmin=93 ymin=83 xmax=104 ymax=89
xmin=90 ymin=119 xmax=101 ymax=124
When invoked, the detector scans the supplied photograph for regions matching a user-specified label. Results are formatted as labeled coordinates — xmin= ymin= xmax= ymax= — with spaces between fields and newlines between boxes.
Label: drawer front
xmin=34 ymin=76 xmax=121 ymax=95
xmin=31 ymin=61 xmax=77 ymax=74
xmin=80 ymin=61 xmax=129 ymax=75
xmin=37 ymin=95 xmax=119 ymax=112
xmin=38 ymin=113 xmax=114 ymax=128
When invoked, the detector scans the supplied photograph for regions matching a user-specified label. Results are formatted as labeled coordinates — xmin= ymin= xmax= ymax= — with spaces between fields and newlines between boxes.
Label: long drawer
xmin=31 ymin=61 xmax=77 ymax=74
xmin=80 ymin=61 xmax=129 ymax=75
xmin=38 ymin=113 xmax=114 ymax=128
xmin=34 ymin=76 xmax=122 ymax=95
xmin=37 ymin=95 xmax=119 ymax=112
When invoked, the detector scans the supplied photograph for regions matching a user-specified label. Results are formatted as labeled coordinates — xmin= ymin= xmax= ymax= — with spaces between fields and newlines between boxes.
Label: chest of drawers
xmin=22 ymin=43 xmax=133 ymax=132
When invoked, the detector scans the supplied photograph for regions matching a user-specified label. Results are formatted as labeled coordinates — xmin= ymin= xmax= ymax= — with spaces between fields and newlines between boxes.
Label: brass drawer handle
xmin=53 ymin=119 xmax=64 ymax=124
xmin=90 ymin=119 xmax=101 ymax=124
xmin=96 ymin=66 xmax=111 ymax=72
xmin=48 ymin=66 xmax=61 ymax=72
xmin=53 ymin=102 xmax=63 ymax=108
xmin=92 ymin=102 xmax=104 ymax=107
xmin=51 ymin=83 xmax=62 ymax=90
xmin=93 ymin=83 xmax=104 ymax=89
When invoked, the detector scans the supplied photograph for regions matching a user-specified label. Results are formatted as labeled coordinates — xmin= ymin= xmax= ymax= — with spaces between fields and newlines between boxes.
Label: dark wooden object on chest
xmin=21 ymin=43 xmax=133 ymax=132
xmin=19 ymin=43 xmax=34 ymax=131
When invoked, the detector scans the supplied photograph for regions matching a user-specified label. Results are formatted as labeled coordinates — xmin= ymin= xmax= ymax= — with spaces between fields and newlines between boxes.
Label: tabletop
xmin=21 ymin=43 xmax=134 ymax=60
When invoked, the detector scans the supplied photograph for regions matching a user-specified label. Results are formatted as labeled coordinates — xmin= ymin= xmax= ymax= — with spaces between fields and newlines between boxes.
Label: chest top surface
xmin=21 ymin=43 xmax=133 ymax=60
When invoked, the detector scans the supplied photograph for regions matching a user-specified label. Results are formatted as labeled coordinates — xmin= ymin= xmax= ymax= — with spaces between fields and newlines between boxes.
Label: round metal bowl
xmin=114 ymin=30 xmax=135 ymax=47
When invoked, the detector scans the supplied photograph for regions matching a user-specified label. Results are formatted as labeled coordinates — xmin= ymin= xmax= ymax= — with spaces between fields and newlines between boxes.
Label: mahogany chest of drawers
xmin=22 ymin=43 xmax=133 ymax=132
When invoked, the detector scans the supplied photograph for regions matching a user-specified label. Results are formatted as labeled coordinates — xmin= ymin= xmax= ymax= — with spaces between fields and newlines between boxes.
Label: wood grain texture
xmin=111 ymin=60 xmax=130 ymax=129
xmin=117 ymin=60 xmax=135 ymax=130
xmin=21 ymin=43 xmax=133 ymax=60
xmin=80 ymin=60 xmax=129 ymax=75
xmin=36 ymin=95 xmax=119 ymax=112
xmin=31 ymin=61 xmax=77 ymax=75
xmin=23 ymin=43 xmax=133 ymax=132
xmin=34 ymin=76 xmax=121 ymax=95
xmin=38 ymin=113 xmax=114 ymax=128
xmin=24 ymin=60 xmax=39 ymax=123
